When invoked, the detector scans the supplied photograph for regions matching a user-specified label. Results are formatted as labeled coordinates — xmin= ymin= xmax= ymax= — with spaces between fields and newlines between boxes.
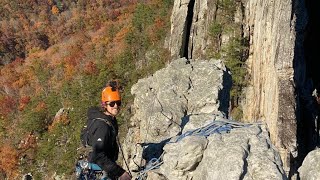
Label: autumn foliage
xmin=84 ymin=61 xmax=99 ymax=75
xmin=0 ymin=96 xmax=16 ymax=118
xmin=0 ymin=0 xmax=173 ymax=178
xmin=18 ymin=96 xmax=31 ymax=111
xmin=0 ymin=145 xmax=19 ymax=178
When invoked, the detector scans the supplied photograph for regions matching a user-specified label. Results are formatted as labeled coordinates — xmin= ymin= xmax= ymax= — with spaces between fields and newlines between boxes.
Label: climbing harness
xmin=76 ymin=142 xmax=131 ymax=180
xmin=134 ymin=115 xmax=263 ymax=180
xmin=76 ymin=156 xmax=109 ymax=180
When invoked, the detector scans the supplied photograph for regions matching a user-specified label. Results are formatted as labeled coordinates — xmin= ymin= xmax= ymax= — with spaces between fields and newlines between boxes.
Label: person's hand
xmin=119 ymin=172 xmax=131 ymax=180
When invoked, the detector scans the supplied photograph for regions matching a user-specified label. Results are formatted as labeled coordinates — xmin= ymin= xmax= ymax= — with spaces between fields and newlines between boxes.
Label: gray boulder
xmin=158 ymin=121 xmax=286 ymax=180
xmin=298 ymin=149 xmax=320 ymax=180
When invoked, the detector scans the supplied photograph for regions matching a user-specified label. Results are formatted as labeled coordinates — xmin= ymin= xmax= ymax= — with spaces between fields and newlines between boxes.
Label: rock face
xmin=165 ymin=0 xmax=218 ymax=59
xmin=123 ymin=58 xmax=286 ymax=179
xmin=126 ymin=58 xmax=231 ymax=143
xmin=242 ymin=0 xmax=309 ymax=171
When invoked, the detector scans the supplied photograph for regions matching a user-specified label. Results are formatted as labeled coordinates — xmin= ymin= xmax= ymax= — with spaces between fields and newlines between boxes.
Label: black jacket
xmin=87 ymin=107 xmax=125 ymax=179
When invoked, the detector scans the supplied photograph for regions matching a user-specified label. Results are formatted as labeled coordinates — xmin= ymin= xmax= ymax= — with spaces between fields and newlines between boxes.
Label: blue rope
xmin=170 ymin=119 xmax=252 ymax=143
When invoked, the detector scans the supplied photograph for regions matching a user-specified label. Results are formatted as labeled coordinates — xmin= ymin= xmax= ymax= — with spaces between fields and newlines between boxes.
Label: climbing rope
xmin=170 ymin=118 xmax=262 ymax=144
xmin=135 ymin=152 xmax=165 ymax=180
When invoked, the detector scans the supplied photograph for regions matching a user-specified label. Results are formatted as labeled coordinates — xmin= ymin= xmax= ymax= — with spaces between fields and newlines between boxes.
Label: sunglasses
xmin=106 ymin=100 xmax=121 ymax=107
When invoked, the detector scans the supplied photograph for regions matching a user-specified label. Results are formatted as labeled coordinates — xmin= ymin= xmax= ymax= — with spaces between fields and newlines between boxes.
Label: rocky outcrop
xmin=123 ymin=58 xmax=230 ymax=175
xmin=123 ymin=58 xmax=286 ymax=179
xmin=298 ymin=148 xmax=320 ymax=180
xmin=126 ymin=58 xmax=231 ymax=142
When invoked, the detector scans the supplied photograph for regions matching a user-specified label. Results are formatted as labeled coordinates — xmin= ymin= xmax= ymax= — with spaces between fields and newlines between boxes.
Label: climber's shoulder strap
xmin=93 ymin=117 xmax=115 ymax=133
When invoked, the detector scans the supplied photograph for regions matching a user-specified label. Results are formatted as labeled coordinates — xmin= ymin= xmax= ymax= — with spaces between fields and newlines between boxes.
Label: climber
xmin=86 ymin=80 xmax=131 ymax=180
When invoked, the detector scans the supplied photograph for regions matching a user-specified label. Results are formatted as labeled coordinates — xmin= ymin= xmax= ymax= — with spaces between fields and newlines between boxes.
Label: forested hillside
xmin=0 ymin=0 xmax=173 ymax=178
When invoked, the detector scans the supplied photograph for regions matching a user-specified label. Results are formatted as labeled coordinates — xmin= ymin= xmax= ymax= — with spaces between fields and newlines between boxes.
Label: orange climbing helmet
xmin=101 ymin=80 xmax=121 ymax=103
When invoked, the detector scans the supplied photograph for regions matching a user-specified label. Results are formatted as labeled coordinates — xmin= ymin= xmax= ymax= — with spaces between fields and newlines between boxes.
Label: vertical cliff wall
xmin=242 ymin=0 xmax=311 ymax=174
xmin=242 ymin=0 xmax=299 ymax=172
